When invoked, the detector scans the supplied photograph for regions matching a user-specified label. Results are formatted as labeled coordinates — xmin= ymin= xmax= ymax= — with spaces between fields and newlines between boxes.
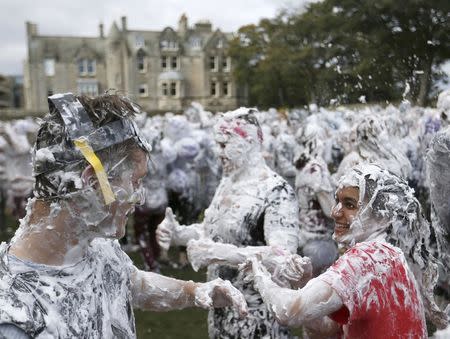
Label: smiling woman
xmin=245 ymin=163 xmax=448 ymax=338
xmin=331 ymin=186 xmax=359 ymax=240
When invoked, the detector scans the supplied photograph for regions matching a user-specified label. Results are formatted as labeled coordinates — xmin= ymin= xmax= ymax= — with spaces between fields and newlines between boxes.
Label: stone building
xmin=24 ymin=14 xmax=247 ymax=113
xmin=0 ymin=74 xmax=12 ymax=109
xmin=0 ymin=75 xmax=23 ymax=110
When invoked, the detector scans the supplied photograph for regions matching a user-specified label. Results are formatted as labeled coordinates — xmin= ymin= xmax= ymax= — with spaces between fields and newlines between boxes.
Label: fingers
xmin=156 ymin=226 xmax=171 ymax=250
xmin=165 ymin=207 xmax=175 ymax=223
xmin=223 ymin=281 xmax=248 ymax=318
xmin=156 ymin=208 xmax=176 ymax=250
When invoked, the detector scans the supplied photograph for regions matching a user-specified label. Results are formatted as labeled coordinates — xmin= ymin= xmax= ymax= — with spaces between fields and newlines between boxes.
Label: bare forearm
xmin=131 ymin=270 xmax=199 ymax=311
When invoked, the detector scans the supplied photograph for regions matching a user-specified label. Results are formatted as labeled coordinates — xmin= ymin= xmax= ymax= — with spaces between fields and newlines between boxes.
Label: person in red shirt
xmin=244 ymin=163 xmax=448 ymax=338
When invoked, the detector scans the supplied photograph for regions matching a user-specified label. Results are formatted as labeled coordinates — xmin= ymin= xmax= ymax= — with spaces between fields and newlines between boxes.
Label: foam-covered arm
xmin=172 ymin=223 xmax=204 ymax=247
xmin=250 ymin=257 xmax=342 ymax=329
xmin=131 ymin=267 xmax=248 ymax=316
xmin=187 ymin=238 xmax=273 ymax=271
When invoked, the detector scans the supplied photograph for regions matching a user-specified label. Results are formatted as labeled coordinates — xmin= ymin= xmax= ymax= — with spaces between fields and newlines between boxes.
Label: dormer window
xmin=87 ymin=60 xmax=96 ymax=75
xmin=78 ymin=58 xmax=96 ymax=76
xmin=44 ymin=58 xmax=55 ymax=77
xmin=135 ymin=35 xmax=145 ymax=48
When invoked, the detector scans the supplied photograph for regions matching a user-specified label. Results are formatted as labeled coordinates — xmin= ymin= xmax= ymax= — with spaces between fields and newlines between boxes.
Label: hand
xmin=194 ymin=278 xmax=248 ymax=318
xmin=272 ymin=255 xmax=312 ymax=289
xmin=186 ymin=238 xmax=215 ymax=271
xmin=239 ymin=255 xmax=271 ymax=285
xmin=156 ymin=207 xmax=177 ymax=250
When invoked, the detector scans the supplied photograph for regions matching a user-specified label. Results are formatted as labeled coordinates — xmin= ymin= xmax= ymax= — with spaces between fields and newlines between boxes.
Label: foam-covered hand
xmin=156 ymin=207 xmax=178 ymax=250
xmin=186 ymin=238 xmax=216 ymax=271
xmin=194 ymin=278 xmax=248 ymax=318
xmin=272 ymin=255 xmax=312 ymax=289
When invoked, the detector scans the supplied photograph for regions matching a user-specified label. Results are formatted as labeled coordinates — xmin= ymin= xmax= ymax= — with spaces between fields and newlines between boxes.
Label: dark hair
xmin=33 ymin=94 xmax=141 ymax=200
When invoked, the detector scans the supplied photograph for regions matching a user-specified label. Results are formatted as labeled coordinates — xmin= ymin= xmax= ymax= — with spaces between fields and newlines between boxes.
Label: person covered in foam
xmin=156 ymin=107 xmax=301 ymax=338
xmin=0 ymin=93 xmax=247 ymax=338
xmin=243 ymin=163 xmax=448 ymax=338
xmin=293 ymin=121 xmax=338 ymax=277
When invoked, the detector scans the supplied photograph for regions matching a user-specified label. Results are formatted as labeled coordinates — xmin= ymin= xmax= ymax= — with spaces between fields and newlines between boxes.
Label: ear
xmin=81 ymin=165 xmax=97 ymax=188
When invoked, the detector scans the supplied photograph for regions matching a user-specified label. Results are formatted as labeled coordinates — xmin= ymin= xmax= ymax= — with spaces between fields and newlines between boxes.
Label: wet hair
xmin=349 ymin=164 xmax=448 ymax=329
xmin=218 ymin=108 xmax=264 ymax=144
xmin=33 ymin=93 xmax=142 ymax=200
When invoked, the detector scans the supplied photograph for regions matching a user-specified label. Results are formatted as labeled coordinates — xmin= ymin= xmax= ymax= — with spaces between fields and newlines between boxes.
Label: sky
xmin=0 ymin=0 xmax=314 ymax=76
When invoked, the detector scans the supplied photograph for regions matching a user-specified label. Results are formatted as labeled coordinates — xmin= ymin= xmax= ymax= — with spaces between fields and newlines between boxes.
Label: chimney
xmin=194 ymin=20 xmax=212 ymax=33
xmin=99 ymin=23 xmax=104 ymax=38
xmin=121 ymin=16 xmax=127 ymax=32
xmin=178 ymin=13 xmax=188 ymax=38
xmin=26 ymin=21 xmax=38 ymax=38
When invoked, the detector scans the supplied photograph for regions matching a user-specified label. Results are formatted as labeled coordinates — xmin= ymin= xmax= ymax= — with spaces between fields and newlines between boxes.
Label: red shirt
xmin=319 ymin=240 xmax=426 ymax=339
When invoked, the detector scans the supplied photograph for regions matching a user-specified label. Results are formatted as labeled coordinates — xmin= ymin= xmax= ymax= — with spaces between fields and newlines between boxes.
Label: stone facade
xmin=24 ymin=15 xmax=247 ymax=113
xmin=0 ymin=75 xmax=23 ymax=110
xmin=0 ymin=75 xmax=13 ymax=109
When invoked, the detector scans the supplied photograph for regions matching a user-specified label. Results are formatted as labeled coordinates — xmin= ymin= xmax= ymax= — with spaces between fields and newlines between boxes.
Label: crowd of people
xmin=0 ymin=89 xmax=448 ymax=338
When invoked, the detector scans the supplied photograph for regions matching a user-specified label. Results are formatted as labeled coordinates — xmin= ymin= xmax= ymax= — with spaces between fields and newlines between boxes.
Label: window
xmin=78 ymin=59 xmax=86 ymax=74
xmin=138 ymin=84 xmax=148 ymax=97
xmin=170 ymin=82 xmax=177 ymax=96
xmin=210 ymin=81 xmax=217 ymax=96
xmin=190 ymin=37 xmax=202 ymax=49
xmin=171 ymin=56 xmax=178 ymax=69
xmin=137 ymin=54 xmax=146 ymax=72
xmin=222 ymin=57 xmax=230 ymax=72
xmin=161 ymin=40 xmax=178 ymax=51
xmin=77 ymin=79 xmax=98 ymax=96
xmin=86 ymin=59 xmax=96 ymax=75
xmin=223 ymin=82 xmax=229 ymax=96
xmin=135 ymin=35 xmax=145 ymax=48
xmin=209 ymin=56 xmax=217 ymax=71
xmin=161 ymin=56 xmax=167 ymax=69
xmin=44 ymin=58 xmax=55 ymax=76
xmin=162 ymin=83 xmax=168 ymax=96
xmin=77 ymin=59 xmax=96 ymax=76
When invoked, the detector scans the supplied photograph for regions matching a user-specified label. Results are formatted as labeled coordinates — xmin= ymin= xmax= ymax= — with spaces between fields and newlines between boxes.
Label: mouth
xmin=334 ymin=222 xmax=350 ymax=236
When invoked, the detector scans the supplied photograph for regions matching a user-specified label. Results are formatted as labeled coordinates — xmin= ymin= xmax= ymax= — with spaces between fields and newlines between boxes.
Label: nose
xmin=331 ymin=203 xmax=343 ymax=220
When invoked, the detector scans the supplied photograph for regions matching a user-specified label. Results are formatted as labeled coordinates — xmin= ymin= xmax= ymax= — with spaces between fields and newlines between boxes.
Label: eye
xmin=345 ymin=202 xmax=356 ymax=209
xmin=219 ymin=142 xmax=226 ymax=149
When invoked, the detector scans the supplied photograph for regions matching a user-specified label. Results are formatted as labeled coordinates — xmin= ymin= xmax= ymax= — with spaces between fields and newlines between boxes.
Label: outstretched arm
xmin=187 ymin=180 xmax=300 ymax=272
xmin=248 ymin=257 xmax=342 ymax=331
xmin=130 ymin=267 xmax=247 ymax=316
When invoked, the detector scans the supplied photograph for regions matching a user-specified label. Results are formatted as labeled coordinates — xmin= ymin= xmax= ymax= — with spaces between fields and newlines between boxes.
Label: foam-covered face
xmin=103 ymin=147 xmax=148 ymax=238
xmin=71 ymin=146 xmax=148 ymax=239
xmin=332 ymin=185 xmax=385 ymax=247
xmin=332 ymin=164 xmax=394 ymax=247
xmin=215 ymin=130 xmax=254 ymax=175
xmin=214 ymin=114 xmax=262 ymax=175
xmin=331 ymin=186 xmax=360 ymax=245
